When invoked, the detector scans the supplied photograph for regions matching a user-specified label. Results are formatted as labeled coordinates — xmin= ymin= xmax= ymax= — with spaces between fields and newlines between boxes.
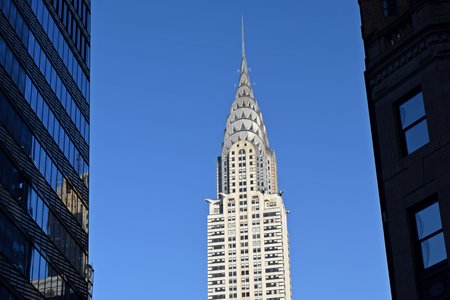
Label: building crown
xmin=217 ymin=18 xmax=278 ymax=195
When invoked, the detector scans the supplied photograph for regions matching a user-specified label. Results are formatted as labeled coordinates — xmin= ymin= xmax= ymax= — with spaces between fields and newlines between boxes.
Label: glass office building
xmin=0 ymin=0 xmax=92 ymax=298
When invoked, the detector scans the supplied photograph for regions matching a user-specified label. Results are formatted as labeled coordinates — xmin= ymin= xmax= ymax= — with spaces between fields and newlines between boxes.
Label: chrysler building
xmin=207 ymin=20 xmax=292 ymax=300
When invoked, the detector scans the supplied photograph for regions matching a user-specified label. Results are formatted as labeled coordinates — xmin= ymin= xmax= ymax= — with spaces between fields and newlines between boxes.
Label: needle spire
xmin=242 ymin=15 xmax=246 ymax=58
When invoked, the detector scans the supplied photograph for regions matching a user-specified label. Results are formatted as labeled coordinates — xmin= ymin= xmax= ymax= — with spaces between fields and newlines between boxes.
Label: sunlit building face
xmin=207 ymin=20 xmax=292 ymax=300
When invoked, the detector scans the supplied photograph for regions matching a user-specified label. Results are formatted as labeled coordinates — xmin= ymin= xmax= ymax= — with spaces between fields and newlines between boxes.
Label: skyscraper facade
xmin=0 ymin=0 xmax=92 ymax=299
xmin=359 ymin=0 xmax=450 ymax=299
xmin=207 ymin=23 xmax=292 ymax=300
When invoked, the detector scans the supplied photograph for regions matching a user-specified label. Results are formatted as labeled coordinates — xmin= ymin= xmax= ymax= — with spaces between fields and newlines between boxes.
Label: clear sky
xmin=90 ymin=1 xmax=391 ymax=299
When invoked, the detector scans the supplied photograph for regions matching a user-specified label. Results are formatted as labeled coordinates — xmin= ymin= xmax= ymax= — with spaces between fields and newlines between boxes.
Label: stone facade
xmin=359 ymin=1 xmax=450 ymax=299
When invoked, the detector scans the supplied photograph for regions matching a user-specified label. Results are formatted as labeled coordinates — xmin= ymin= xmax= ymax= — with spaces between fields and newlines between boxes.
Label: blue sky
xmin=90 ymin=1 xmax=391 ymax=299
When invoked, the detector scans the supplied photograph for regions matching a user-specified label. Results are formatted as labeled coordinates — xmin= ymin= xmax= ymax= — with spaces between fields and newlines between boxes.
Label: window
xmin=398 ymin=91 xmax=429 ymax=154
xmin=415 ymin=202 xmax=447 ymax=269
xmin=381 ymin=0 xmax=397 ymax=17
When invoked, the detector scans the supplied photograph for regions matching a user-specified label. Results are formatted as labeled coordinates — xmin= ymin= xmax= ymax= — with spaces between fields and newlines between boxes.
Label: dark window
xmin=398 ymin=91 xmax=429 ymax=154
xmin=382 ymin=0 xmax=397 ymax=17
xmin=0 ymin=282 xmax=18 ymax=300
xmin=415 ymin=202 xmax=447 ymax=269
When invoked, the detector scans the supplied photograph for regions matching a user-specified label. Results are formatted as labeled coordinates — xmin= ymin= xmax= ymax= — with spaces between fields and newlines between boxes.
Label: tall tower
xmin=0 ymin=0 xmax=92 ymax=299
xmin=359 ymin=0 xmax=450 ymax=299
xmin=207 ymin=20 xmax=292 ymax=300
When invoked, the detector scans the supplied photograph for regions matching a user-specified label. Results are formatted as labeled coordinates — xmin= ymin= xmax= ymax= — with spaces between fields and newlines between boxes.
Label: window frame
xmin=396 ymin=89 xmax=429 ymax=156
xmin=411 ymin=198 xmax=448 ymax=272
xmin=381 ymin=0 xmax=397 ymax=17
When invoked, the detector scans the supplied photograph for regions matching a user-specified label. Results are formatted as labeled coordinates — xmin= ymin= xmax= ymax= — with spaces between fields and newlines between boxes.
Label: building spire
xmin=219 ymin=17 xmax=277 ymax=196
xmin=242 ymin=15 xmax=246 ymax=58
xmin=238 ymin=15 xmax=250 ymax=88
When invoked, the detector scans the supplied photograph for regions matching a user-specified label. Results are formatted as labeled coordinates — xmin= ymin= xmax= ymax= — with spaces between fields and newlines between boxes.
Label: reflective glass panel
xmin=405 ymin=119 xmax=429 ymax=154
xmin=399 ymin=92 xmax=425 ymax=129
xmin=416 ymin=202 xmax=442 ymax=239
xmin=421 ymin=232 xmax=447 ymax=268
xmin=31 ymin=250 xmax=40 ymax=281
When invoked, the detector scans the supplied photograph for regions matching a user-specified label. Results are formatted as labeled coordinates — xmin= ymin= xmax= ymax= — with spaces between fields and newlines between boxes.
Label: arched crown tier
xmin=217 ymin=29 xmax=278 ymax=196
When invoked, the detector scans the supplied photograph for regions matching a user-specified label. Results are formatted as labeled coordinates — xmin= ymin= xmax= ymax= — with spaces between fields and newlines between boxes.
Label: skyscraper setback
xmin=207 ymin=22 xmax=292 ymax=300
xmin=0 ymin=0 xmax=92 ymax=299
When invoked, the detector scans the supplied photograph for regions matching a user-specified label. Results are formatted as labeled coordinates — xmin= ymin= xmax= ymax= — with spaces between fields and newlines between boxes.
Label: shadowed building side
xmin=359 ymin=1 xmax=450 ymax=299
